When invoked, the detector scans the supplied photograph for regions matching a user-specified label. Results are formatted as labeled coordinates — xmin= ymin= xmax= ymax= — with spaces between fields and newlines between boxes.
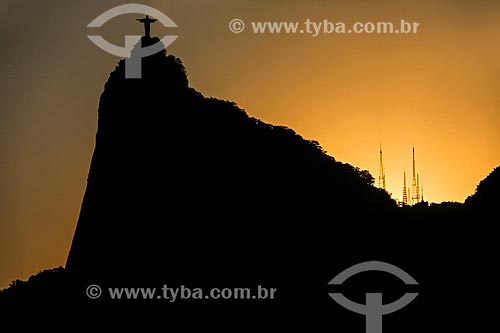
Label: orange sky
xmin=1 ymin=0 xmax=499 ymax=288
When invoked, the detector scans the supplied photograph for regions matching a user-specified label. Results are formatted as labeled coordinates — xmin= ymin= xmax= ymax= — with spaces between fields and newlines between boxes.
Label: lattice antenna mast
xmin=402 ymin=170 xmax=408 ymax=206
xmin=411 ymin=146 xmax=418 ymax=205
xmin=421 ymin=178 xmax=424 ymax=202
xmin=379 ymin=143 xmax=386 ymax=190
xmin=416 ymin=173 xmax=421 ymax=203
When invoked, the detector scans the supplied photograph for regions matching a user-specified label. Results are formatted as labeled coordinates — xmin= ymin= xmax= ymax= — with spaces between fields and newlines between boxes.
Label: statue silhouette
xmin=136 ymin=15 xmax=158 ymax=38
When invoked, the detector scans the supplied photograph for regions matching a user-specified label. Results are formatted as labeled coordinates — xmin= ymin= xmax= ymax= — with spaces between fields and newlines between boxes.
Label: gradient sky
xmin=1 ymin=0 xmax=499 ymax=288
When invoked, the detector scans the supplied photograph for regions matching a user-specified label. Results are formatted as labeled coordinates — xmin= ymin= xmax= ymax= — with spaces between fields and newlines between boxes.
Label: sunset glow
xmin=1 ymin=0 xmax=499 ymax=288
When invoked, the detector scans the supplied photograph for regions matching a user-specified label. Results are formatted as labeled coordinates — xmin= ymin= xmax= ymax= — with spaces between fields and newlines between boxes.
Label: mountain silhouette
xmin=65 ymin=36 xmax=395 ymax=285
xmin=464 ymin=166 xmax=500 ymax=211
xmin=1 ymin=37 xmax=497 ymax=330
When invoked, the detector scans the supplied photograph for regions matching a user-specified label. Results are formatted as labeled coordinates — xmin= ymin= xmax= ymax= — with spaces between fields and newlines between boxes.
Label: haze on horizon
xmin=1 ymin=0 xmax=499 ymax=288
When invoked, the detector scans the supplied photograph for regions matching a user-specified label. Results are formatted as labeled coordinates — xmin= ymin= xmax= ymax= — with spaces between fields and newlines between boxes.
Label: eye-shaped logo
xmin=329 ymin=261 xmax=418 ymax=333
xmin=87 ymin=3 xmax=177 ymax=79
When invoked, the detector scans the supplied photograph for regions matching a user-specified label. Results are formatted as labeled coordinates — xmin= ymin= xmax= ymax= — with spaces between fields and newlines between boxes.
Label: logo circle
xmin=86 ymin=284 xmax=102 ymax=299
xmin=229 ymin=19 xmax=245 ymax=33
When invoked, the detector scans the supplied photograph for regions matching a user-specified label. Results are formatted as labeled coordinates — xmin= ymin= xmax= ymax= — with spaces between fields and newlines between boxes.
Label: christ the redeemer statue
xmin=136 ymin=15 xmax=158 ymax=38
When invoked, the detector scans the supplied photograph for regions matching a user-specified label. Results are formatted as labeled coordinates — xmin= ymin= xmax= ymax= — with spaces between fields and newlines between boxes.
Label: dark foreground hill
xmin=464 ymin=166 xmax=500 ymax=210
xmin=1 ymin=37 xmax=497 ymax=330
